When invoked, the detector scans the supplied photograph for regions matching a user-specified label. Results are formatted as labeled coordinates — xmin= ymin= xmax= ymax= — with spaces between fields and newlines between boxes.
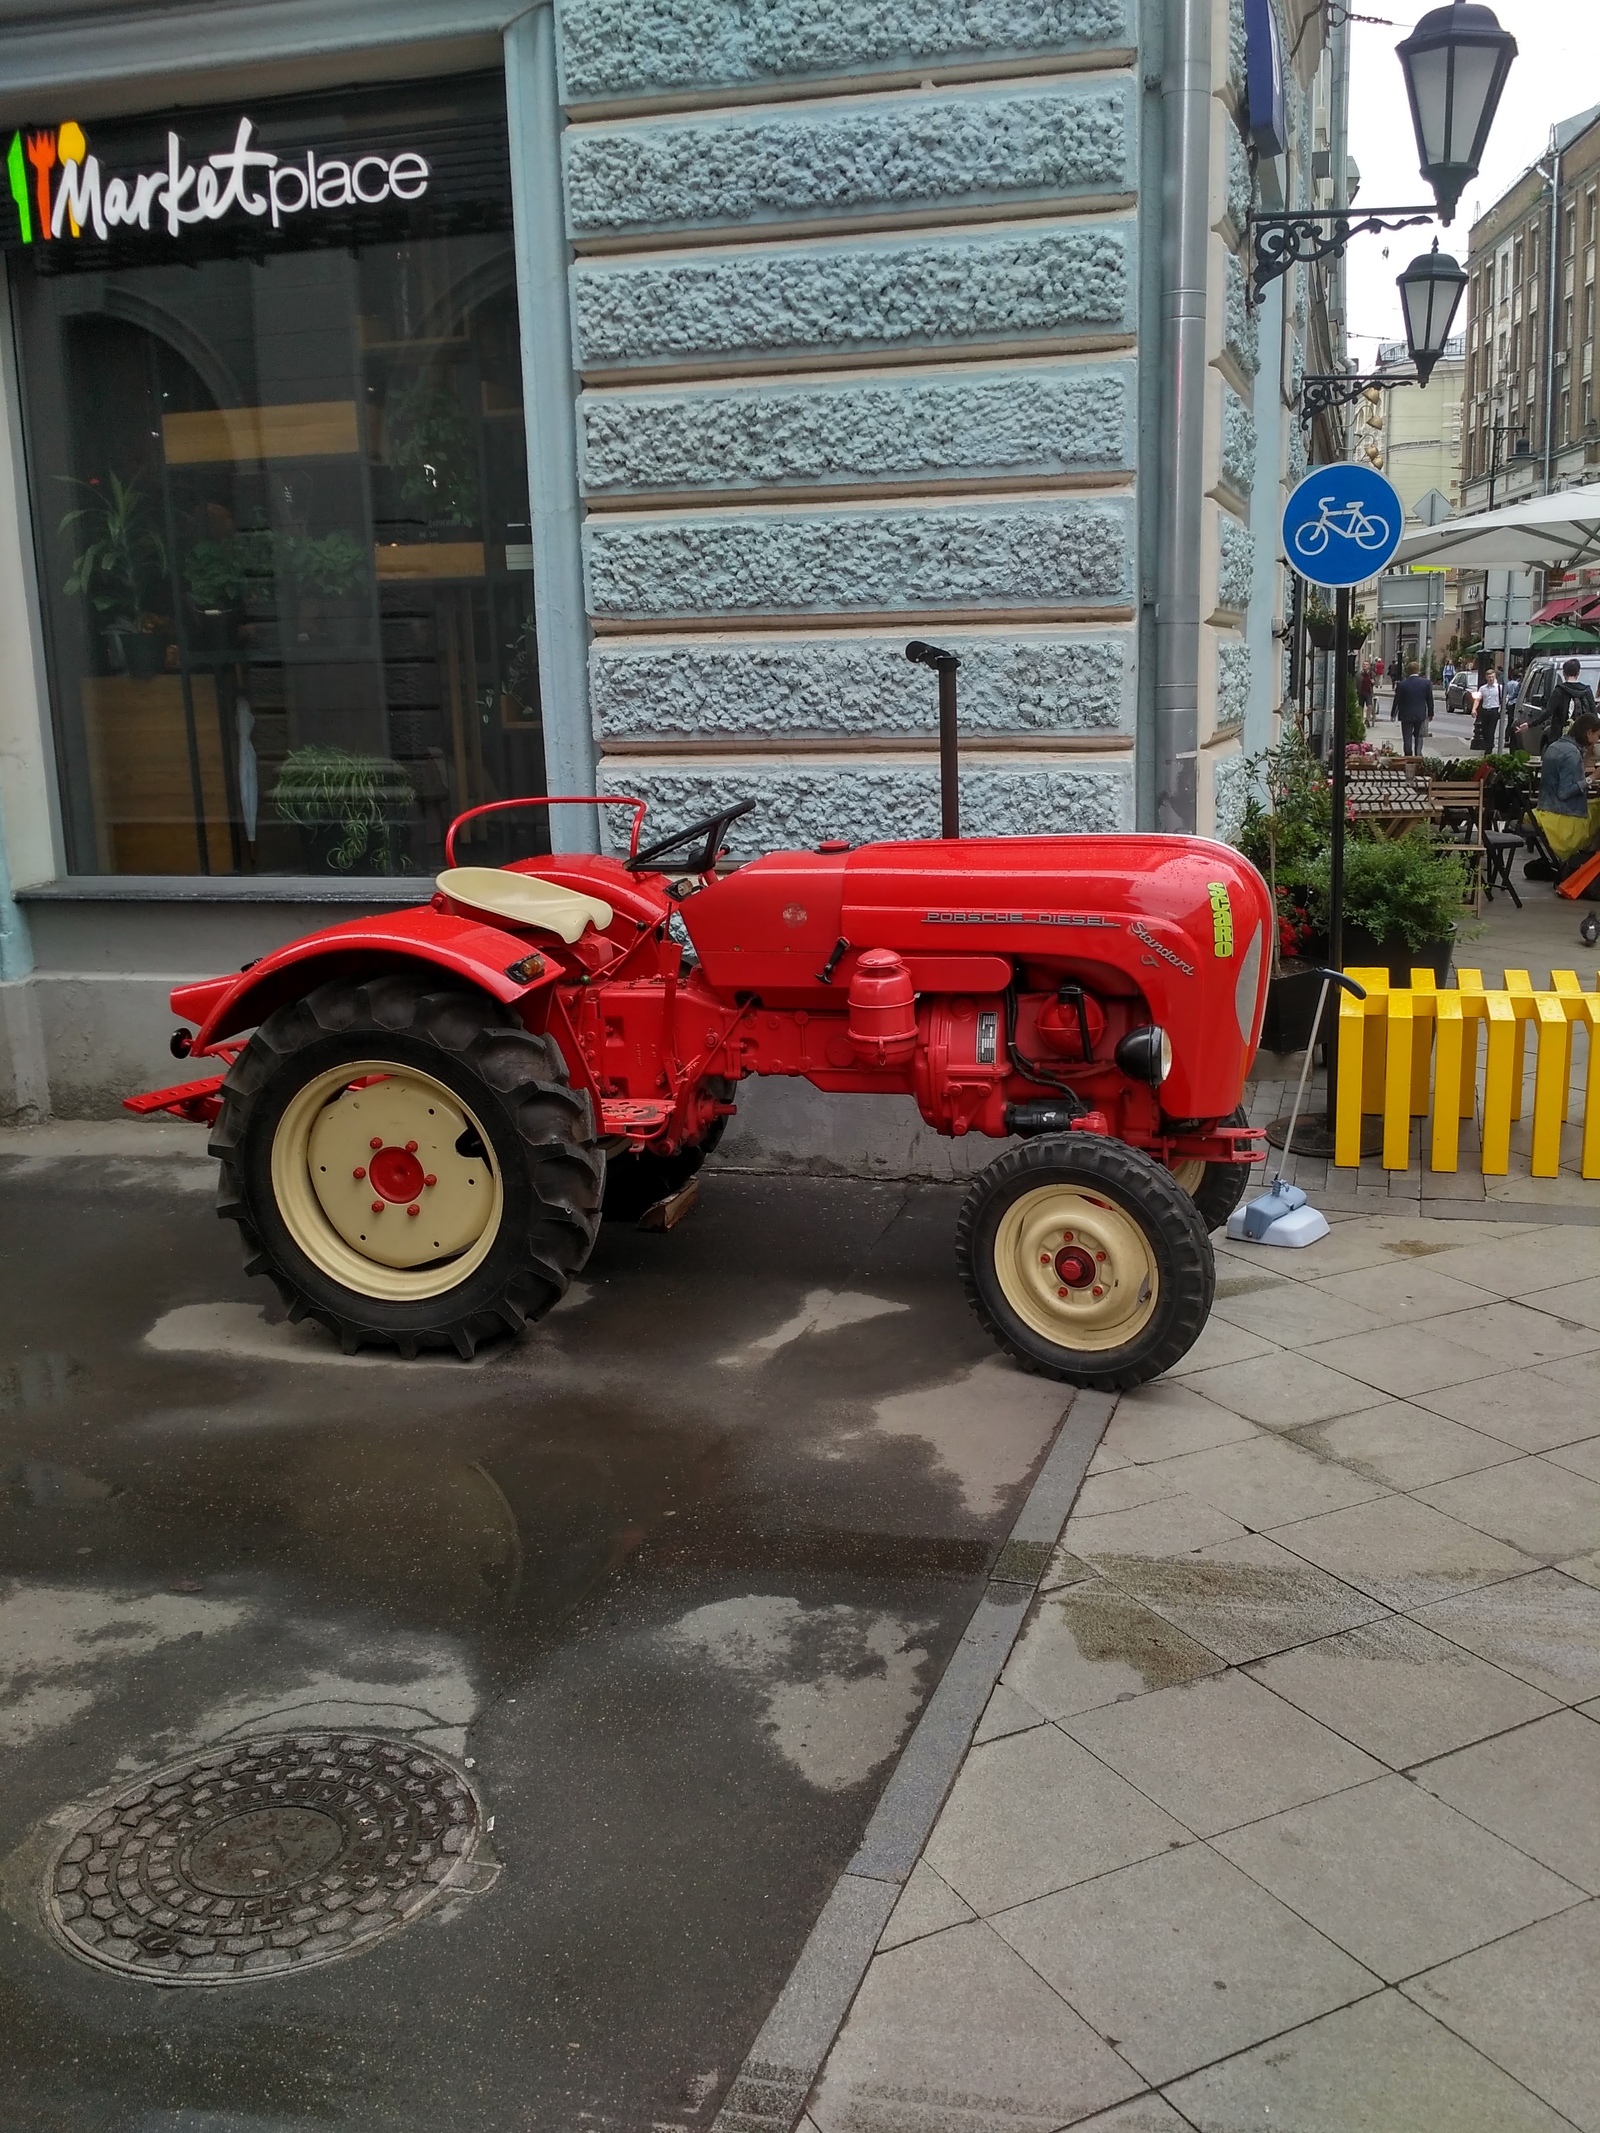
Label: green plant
xmin=1305 ymin=829 xmax=1468 ymax=951
xmin=1236 ymin=729 xmax=1333 ymax=887
xmin=269 ymin=747 xmax=414 ymax=872
xmin=60 ymin=473 xmax=169 ymax=625
xmin=183 ymin=529 xmax=368 ymax=607
xmin=386 ymin=376 xmax=479 ymax=525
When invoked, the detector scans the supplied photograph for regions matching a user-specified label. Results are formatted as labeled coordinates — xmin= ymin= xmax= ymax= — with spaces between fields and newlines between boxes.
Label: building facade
xmin=0 ymin=0 xmax=1335 ymax=1133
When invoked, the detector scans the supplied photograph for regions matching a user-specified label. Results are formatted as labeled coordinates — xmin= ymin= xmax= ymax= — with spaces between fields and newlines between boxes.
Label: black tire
xmin=212 ymin=973 xmax=603 ymax=1357
xmin=1176 ymin=1106 xmax=1255 ymax=1233
xmin=956 ymin=1135 xmax=1215 ymax=1390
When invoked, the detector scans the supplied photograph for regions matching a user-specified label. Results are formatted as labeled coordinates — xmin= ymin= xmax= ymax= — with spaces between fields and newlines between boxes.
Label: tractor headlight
xmin=1115 ymin=1025 xmax=1172 ymax=1087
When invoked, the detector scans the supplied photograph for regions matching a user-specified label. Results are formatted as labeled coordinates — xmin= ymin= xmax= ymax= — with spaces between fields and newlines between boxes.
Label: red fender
xmin=174 ymin=906 xmax=559 ymax=1053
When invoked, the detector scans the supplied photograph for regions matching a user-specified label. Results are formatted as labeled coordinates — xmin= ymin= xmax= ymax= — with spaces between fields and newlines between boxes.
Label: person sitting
xmin=1544 ymin=658 xmax=1596 ymax=751
xmin=1535 ymin=708 xmax=1600 ymax=866
xmin=1392 ymin=661 xmax=1433 ymax=758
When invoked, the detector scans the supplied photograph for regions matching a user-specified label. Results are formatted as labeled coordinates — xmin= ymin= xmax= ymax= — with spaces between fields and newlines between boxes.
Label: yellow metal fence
xmin=1334 ymin=968 xmax=1600 ymax=1180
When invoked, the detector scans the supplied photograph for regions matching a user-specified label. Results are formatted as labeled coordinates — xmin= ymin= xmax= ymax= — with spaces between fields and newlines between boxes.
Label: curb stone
xmin=710 ymin=1387 xmax=1116 ymax=2133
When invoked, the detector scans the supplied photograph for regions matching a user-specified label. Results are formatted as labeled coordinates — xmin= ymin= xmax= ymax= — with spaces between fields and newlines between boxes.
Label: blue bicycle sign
xmin=1281 ymin=465 xmax=1402 ymax=587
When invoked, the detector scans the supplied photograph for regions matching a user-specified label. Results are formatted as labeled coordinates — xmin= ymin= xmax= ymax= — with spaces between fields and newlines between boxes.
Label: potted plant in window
xmin=384 ymin=375 xmax=480 ymax=530
xmin=269 ymin=747 xmax=417 ymax=874
xmin=59 ymin=474 xmax=171 ymax=678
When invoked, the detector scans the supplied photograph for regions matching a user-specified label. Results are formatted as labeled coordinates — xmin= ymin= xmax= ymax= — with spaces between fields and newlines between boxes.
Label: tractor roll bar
xmin=905 ymin=640 xmax=961 ymax=839
xmin=445 ymin=795 xmax=649 ymax=868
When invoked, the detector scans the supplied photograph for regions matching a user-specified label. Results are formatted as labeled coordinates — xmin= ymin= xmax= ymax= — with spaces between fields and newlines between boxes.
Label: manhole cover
xmin=46 ymin=1733 xmax=485 ymax=1983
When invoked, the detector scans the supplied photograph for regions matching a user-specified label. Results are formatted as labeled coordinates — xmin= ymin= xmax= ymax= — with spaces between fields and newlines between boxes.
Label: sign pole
xmin=1325 ymin=584 xmax=1349 ymax=1132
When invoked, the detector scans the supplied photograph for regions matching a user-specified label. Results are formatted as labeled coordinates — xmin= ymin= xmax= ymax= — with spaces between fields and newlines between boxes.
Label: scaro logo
xmin=5 ymin=116 xmax=430 ymax=246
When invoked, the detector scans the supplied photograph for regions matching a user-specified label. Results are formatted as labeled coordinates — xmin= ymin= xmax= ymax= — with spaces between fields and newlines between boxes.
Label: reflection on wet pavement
xmin=0 ymin=1151 xmax=1065 ymax=2131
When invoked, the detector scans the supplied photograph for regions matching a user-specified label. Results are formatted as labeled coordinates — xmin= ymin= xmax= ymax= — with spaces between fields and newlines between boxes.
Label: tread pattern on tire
xmin=212 ymin=973 xmax=602 ymax=1358
xmin=956 ymin=1134 xmax=1215 ymax=1391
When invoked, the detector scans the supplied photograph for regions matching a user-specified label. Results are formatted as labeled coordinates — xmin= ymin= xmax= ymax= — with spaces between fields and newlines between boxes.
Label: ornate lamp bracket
xmin=1250 ymin=209 xmax=1438 ymax=303
xmin=1299 ymin=371 xmax=1416 ymax=430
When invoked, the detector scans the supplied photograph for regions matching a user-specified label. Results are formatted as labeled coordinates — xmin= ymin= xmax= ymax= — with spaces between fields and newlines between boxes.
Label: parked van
xmin=1512 ymin=654 xmax=1600 ymax=751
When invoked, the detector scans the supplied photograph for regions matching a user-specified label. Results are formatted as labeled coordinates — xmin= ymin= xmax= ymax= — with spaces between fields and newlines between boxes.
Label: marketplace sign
xmin=4 ymin=115 xmax=432 ymax=247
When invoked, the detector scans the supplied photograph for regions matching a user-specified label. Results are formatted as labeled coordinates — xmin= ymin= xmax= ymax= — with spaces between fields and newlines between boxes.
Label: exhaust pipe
xmin=906 ymin=640 xmax=961 ymax=838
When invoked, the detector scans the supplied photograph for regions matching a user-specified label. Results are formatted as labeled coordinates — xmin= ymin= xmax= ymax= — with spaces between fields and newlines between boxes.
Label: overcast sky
xmin=1344 ymin=0 xmax=1600 ymax=352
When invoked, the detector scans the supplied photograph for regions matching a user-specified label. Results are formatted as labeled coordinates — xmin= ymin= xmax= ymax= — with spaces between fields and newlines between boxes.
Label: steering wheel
xmin=624 ymin=799 xmax=756 ymax=874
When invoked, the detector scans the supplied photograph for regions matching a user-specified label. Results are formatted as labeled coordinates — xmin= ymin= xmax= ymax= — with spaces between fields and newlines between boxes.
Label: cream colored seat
xmin=436 ymin=867 xmax=614 ymax=944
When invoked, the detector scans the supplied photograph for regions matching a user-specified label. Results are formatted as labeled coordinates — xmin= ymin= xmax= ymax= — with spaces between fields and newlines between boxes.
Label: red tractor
xmin=129 ymin=646 xmax=1271 ymax=1389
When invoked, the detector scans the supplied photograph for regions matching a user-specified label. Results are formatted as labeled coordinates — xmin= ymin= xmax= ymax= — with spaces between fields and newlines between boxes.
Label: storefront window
xmin=7 ymin=74 xmax=546 ymax=877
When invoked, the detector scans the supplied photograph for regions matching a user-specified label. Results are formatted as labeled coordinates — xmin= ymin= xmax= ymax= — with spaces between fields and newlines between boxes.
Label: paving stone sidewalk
xmin=806 ymin=1210 xmax=1600 ymax=2133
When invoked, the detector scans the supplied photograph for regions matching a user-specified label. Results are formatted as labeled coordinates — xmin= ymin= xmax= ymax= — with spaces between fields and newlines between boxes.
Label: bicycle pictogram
xmin=1289 ymin=496 xmax=1394 ymax=561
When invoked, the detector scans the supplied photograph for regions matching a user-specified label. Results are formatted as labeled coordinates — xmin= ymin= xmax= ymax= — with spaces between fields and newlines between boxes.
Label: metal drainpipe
xmin=1154 ymin=0 xmax=1211 ymax=834
xmin=1542 ymin=141 xmax=1561 ymax=492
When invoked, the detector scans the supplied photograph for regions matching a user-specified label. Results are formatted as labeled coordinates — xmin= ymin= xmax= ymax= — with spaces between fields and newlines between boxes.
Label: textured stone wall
xmin=1216 ymin=513 xmax=1253 ymax=616
xmin=585 ymin=499 xmax=1135 ymax=620
xmin=581 ymin=364 xmax=1134 ymax=496
xmin=1221 ymin=387 xmax=1256 ymax=500
xmin=1214 ymin=640 xmax=1252 ymax=731
xmin=565 ymin=82 xmax=1133 ymax=238
xmin=1224 ymin=251 xmax=1260 ymax=381
xmin=599 ymin=760 xmax=1134 ymax=855
xmin=591 ymin=634 xmax=1133 ymax=740
xmin=1212 ymin=748 xmax=1250 ymax=844
xmin=570 ymin=221 xmax=1135 ymax=373
xmin=558 ymin=0 xmax=1133 ymax=103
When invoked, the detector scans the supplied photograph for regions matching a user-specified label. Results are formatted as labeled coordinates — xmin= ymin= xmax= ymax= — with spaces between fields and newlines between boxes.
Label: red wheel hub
xmin=368 ymin=1145 xmax=427 ymax=1204
xmin=1053 ymin=1244 xmax=1097 ymax=1289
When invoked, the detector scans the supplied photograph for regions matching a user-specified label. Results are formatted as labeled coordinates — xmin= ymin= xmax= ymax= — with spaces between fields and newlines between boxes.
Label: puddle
xmin=1381 ymin=1239 xmax=1456 ymax=1259
xmin=6 ymin=1463 xmax=120 ymax=1509
xmin=667 ymin=1594 xmax=933 ymax=1792
xmin=1029 ymin=1581 xmax=1220 ymax=1693
xmin=0 ymin=1352 xmax=90 ymax=1412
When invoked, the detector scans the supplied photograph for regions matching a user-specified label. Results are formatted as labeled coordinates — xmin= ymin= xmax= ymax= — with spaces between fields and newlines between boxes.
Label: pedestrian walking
xmin=1357 ymin=666 xmax=1374 ymax=721
xmin=1443 ymin=658 xmax=1456 ymax=691
xmin=1393 ymin=661 xmax=1433 ymax=759
xmin=1471 ymin=665 xmax=1503 ymax=752
xmin=1544 ymin=658 xmax=1596 ymax=750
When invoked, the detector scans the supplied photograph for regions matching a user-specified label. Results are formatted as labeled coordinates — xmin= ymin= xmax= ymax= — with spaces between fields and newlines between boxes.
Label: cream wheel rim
xmin=1170 ymin=1157 xmax=1206 ymax=1196
xmin=992 ymin=1184 xmax=1159 ymax=1353
xmin=271 ymin=1061 xmax=504 ymax=1301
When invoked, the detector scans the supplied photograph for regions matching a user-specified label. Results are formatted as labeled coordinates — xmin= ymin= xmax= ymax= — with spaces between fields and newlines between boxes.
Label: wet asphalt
xmin=0 ymin=1139 xmax=1065 ymax=2133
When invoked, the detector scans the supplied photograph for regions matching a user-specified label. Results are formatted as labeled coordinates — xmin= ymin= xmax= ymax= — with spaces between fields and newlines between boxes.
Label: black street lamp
xmin=1397 ymin=1 xmax=1520 ymax=226
xmin=1396 ymin=240 xmax=1469 ymax=383
xmin=1251 ymin=1 xmax=1515 ymax=300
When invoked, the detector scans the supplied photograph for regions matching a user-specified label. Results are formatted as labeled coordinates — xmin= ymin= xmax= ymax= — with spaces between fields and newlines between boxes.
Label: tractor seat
xmin=436 ymin=867 xmax=614 ymax=944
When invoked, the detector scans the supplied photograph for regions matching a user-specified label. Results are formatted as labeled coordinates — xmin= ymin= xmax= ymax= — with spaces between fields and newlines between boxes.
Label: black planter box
xmin=1342 ymin=928 xmax=1454 ymax=987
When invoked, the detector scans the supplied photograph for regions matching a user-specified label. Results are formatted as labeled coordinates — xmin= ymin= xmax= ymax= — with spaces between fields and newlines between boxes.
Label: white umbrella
xmin=1392 ymin=486 xmax=1600 ymax=570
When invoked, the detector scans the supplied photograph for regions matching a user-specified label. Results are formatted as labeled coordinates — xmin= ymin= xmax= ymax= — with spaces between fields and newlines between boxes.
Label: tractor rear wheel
xmin=1169 ymin=1106 xmax=1254 ymax=1233
xmin=212 ymin=974 xmax=603 ymax=1356
xmin=957 ymin=1135 xmax=1214 ymax=1390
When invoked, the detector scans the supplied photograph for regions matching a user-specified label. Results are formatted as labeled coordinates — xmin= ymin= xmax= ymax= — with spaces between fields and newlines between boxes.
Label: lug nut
xmin=371 ymin=1201 xmax=384 ymax=1215
xmin=405 ymin=1141 xmax=418 ymax=1153
xmin=407 ymin=1205 xmax=420 ymax=1217
xmin=1057 ymin=1286 xmax=1069 ymax=1298
xmin=1039 ymin=1253 xmax=1052 ymax=1265
xmin=370 ymin=1137 xmax=383 ymax=1150
xmin=1092 ymin=1284 xmax=1104 ymax=1298
xmin=1061 ymin=1230 xmax=1074 ymax=1242
xmin=353 ymin=1166 xmax=366 ymax=1180
xmin=1096 ymin=1251 xmax=1107 ymax=1263
xmin=423 ymin=1174 xmax=437 ymax=1188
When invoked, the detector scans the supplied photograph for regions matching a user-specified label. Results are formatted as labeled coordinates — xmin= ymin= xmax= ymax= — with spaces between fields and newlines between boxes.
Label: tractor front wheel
xmin=957 ymin=1136 xmax=1214 ymax=1390
xmin=212 ymin=974 xmax=603 ymax=1356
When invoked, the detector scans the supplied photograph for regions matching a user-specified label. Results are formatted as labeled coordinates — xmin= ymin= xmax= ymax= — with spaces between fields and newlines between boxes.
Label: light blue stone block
xmin=1215 ymin=639 xmax=1251 ymax=730
xmin=558 ymin=0 xmax=1134 ymax=105
xmin=1217 ymin=513 xmax=1252 ymax=617
xmin=564 ymin=80 xmax=1134 ymax=238
xmin=1226 ymin=126 xmax=1253 ymax=235
xmin=580 ymin=364 xmax=1135 ymax=497
xmin=1221 ymin=387 xmax=1256 ymax=500
xmin=599 ymin=761 xmax=1134 ymax=856
xmin=570 ymin=220 xmax=1134 ymax=372
xmin=590 ymin=634 xmax=1133 ymax=740
xmin=1213 ymin=748 xmax=1250 ymax=843
xmin=1224 ymin=251 xmax=1260 ymax=380
xmin=584 ymin=498 xmax=1135 ymax=620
